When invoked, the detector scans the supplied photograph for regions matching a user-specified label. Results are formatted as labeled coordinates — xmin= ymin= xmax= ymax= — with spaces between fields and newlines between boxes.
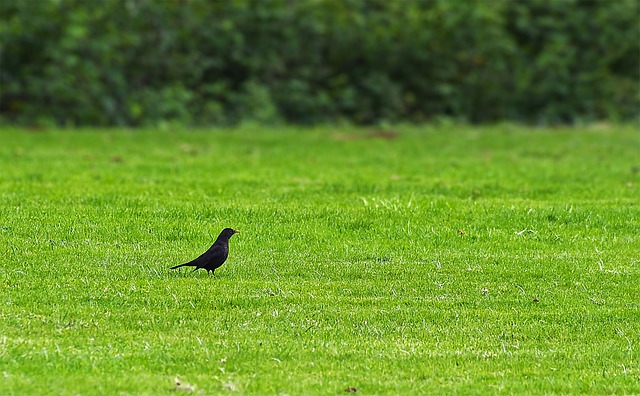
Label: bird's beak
xmin=233 ymin=229 xmax=240 ymax=234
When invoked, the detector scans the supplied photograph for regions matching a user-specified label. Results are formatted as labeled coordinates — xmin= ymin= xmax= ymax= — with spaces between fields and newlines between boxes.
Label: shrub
xmin=0 ymin=0 xmax=637 ymax=126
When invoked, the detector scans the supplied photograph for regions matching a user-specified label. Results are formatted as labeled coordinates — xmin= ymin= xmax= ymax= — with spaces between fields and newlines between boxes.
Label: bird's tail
xmin=170 ymin=262 xmax=194 ymax=270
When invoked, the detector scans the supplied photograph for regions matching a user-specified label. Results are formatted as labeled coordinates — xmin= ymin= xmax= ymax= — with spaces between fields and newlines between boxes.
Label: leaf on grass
xmin=222 ymin=381 xmax=238 ymax=391
xmin=174 ymin=377 xmax=196 ymax=392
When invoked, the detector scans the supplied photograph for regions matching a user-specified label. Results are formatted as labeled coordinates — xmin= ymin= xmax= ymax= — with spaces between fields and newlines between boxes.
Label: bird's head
xmin=219 ymin=228 xmax=240 ymax=240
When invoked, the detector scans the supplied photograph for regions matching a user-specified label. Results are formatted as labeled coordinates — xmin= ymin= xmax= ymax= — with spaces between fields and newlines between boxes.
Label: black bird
xmin=170 ymin=228 xmax=239 ymax=275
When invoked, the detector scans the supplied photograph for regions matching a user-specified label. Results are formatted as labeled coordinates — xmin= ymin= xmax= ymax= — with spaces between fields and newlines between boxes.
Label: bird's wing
xmin=206 ymin=245 xmax=227 ymax=262
xmin=182 ymin=252 xmax=210 ymax=268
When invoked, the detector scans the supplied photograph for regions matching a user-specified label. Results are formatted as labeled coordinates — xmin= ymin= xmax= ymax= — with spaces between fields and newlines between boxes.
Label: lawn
xmin=1 ymin=125 xmax=638 ymax=395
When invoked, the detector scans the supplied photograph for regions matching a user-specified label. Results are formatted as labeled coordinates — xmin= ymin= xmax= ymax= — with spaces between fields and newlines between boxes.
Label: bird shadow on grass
xmin=141 ymin=265 xmax=211 ymax=279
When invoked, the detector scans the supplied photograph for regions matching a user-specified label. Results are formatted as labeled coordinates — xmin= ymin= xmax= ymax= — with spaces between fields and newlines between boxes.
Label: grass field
xmin=1 ymin=125 xmax=638 ymax=395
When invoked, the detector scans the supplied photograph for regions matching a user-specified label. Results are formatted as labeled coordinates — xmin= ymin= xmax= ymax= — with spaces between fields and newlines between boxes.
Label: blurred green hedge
xmin=1 ymin=0 xmax=638 ymax=126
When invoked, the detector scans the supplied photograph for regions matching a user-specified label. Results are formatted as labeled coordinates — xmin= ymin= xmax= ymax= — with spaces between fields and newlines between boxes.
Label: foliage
xmin=0 ymin=0 xmax=638 ymax=126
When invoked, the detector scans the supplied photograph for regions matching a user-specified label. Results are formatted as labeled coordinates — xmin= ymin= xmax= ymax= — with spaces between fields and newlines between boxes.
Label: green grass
xmin=1 ymin=125 xmax=638 ymax=395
